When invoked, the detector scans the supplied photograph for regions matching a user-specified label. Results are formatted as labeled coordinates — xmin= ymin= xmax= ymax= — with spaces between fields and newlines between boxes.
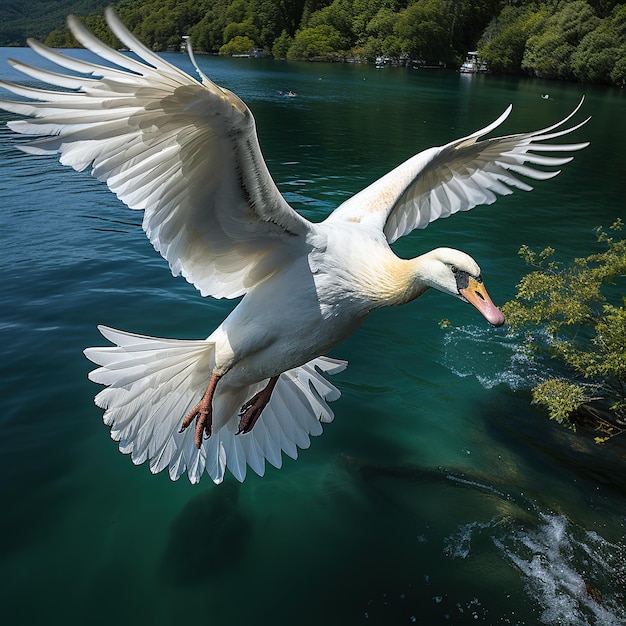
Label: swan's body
xmin=211 ymin=222 xmax=434 ymax=388
xmin=0 ymin=10 xmax=589 ymax=484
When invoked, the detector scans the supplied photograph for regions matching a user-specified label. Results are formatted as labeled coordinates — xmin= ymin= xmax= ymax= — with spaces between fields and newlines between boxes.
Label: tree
xmin=502 ymin=220 xmax=626 ymax=441
xmin=478 ymin=5 xmax=544 ymax=74
xmin=253 ymin=0 xmax=287 ymax=49
xmin=361 ymin=6 xmax=399 ymax=59
xmin=571 ymin=4 xmax=626 ymax=85
xmin=610 ymin=54 xmax=626 ymax=88
xmin=395 ymin=0 xmax=453 ymax=63
xmin=287 ymin=23 xmax=346 ymax=60
xmin=187 ymin=9 xmax=229 ymax=52
xmin=223 ymin=17 xmax=260 ymax=47
xmin=220 ymin=34 xmax=256 ymax=55
xmin=448 ymin=0 xmax=502 ymax=58
xmin=272 ymin=29 xmax=294 ymax=58
xmin=352 ymin=0 xmax=394 ymax=38
xmin=45 ymin=13 xmax=117 ymax=48
xmin=307 ymin=0 xmax=355 ymax=45
xmin=14 ymin=0 xmax=626 ymax=85
xmin=522 ymin=1 xmax=600 ymax=80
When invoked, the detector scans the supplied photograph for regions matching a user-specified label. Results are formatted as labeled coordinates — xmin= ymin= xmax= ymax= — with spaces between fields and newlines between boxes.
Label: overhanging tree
xmin=503 ymin=220 xmax=626 ymax=441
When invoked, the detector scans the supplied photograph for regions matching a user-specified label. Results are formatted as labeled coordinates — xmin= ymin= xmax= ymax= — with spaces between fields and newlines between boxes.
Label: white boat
xmin=460 ymin=52 xmax=489 ymax=74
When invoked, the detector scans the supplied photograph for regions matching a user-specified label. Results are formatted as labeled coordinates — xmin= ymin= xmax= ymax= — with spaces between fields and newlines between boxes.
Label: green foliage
xmin=4 ymin=0 xmax=626 ymax=84
xmin=220 ymin=35 xmax=257 ymax=55
xmin=531 ymin=379 xmax=588 ymax=428
xmin=522 ymin=1 xmax=600 ymax=80
xmin=503 ymin=220 xmax=626 ymax=436
xmin=288 ymin=24 xmax=346 ymax=60
xmin=0 ymin=0 xmax=110 ymax=46
xmin=224 ymin=18 xmax=260 ymax=47
xmin=478 ymin=5 xmax=544 ymax=73
xmin=395 ymin=0 xmax=452 ymax=62
xmin=571 ymin=5 xmax=626 ymax=85
xmin=361 ymin=7 xmax=402 ymax=59
xmin=186 ymin=6 xmax=231 ymax=53
xmin=272 ymin=30 xmax=294 ymax=59
xmin=479 ymin=0 xmax=626 ymax=85
xmin=448 ymin=0 xmax=502 ymax=58
xmin=0 ymin=0 xmax=499 ymax=67
xmin=45 ymin=13 xmax=116 ymax=48
xmin=307 ymin=0 xmax=354 ymax=43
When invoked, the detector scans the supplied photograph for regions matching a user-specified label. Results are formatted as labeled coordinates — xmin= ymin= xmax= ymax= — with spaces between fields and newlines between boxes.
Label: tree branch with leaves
xmin=503 ymin=219 xmax=626 ymax=441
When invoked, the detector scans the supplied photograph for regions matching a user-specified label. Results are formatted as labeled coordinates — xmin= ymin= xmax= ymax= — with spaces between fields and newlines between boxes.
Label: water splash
xmin=444 ymin=518 xmax=499 ymax=559
xmin=439 ymin=508 xmax=626 ymax=625
xmin=494 ymin=514 xmax=626 ymax=625
xmin=440 ymin=324 xmax=557 ymax=391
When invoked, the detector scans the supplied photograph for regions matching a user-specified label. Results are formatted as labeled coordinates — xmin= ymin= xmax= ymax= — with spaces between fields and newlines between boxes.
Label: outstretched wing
xmin=0 ymin=8 xmax=311 ymax=299
xmin=329 ymin=99 xmax=590 ymax=243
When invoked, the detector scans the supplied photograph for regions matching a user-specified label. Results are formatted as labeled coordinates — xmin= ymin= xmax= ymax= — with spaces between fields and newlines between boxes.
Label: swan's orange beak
xmin=460 ymin=277 xmax=505 ymax=327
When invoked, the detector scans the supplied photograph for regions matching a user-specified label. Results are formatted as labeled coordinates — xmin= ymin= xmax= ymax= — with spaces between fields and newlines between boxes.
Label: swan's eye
xmin=451 ymin=266 xmax=458 ymax=274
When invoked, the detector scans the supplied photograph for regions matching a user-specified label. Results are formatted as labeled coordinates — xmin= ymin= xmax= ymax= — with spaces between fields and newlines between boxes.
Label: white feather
xmin=330 ymin=99 xmax=589 ymax=243
xmin=0 ymin=9 xmax=589 ymax=484
xmin=83 ymin=326 xmax=346 ymax=484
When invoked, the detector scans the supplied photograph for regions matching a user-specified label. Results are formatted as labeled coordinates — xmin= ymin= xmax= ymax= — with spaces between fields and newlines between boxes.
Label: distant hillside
xmin=0 ymin=0 xmax=109 ymax=46
xmin=1 ymin=0 xmax=623 ymax=87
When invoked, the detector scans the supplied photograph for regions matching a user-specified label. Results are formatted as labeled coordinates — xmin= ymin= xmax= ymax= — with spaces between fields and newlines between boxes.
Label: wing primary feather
xmin=0 ymin=9 xmax=313 ymax=300
xmin=522 ymin=142 xmax=590 ymax=153
xmin=332 ymin=97 xmax=589 ymax=242
xmin=528 ymin=120 xmax=591 ymax=144
xmin=507 ymin=153 xmax=574 ymax=167
xmin=458 ymin=104 xmax=513 ymax=145
xmin=25 ymin=38 xmax=140 ymax=82
xmin=103 ymin=7 xmax=195 ymax=82
xmin=501 ymin=163 xmax=561 ymax=181
xmin=527 ymin=96 xmax=587 ymax=136
xmin=67 ymin=15 xmax=156 ymax=77
xmin=7 ymin=59 xmax=97 ymax=90
xmin=183 ymin=37 xmax=214 ymax=89
xmin=0 ymin=80 xmax=88 ymax=103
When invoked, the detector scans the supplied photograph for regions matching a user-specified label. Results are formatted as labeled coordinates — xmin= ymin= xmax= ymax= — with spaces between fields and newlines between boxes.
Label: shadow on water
xmin=478 ymin=389 xmax=626 ymax=502
xmin=158 ymin=481 xmax=250 ymax=587
xmin=336 ymin=451 xmax=535 ymax=525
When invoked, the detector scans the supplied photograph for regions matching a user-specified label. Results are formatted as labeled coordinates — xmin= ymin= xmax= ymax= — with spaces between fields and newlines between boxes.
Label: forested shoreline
xmin=1 ymin=0 xmax=625 ymax=86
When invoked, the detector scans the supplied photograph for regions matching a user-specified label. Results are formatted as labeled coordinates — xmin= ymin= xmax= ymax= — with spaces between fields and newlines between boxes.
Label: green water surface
xmin=1 ymin=50 xmax=625 ymax=625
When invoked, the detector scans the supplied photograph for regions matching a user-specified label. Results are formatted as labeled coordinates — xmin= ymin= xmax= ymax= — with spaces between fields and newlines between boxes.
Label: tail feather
xmin=250 ymin=415 xmax=283 ymax=470
xmin=84 ymin=326 xmax=347 ymax=484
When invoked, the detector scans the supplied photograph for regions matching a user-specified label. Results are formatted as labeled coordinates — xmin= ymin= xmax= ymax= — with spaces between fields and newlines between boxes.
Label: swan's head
xmin=419 ymin=248 xmax=505 ymax=327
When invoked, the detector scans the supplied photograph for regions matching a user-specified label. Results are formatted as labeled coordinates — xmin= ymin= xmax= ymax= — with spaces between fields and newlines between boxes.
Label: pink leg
xmin=179 ymin=372 xmax=222 ymax=448
xmin=238 ymin=375 xmax=280 ymax=434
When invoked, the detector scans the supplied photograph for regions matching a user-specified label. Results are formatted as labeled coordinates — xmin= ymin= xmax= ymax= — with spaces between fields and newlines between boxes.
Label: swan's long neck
xmin=318 ymin=225 xmax=434 ymax=309
xmin=359 ymin=255 xmax=429 ymax=308
xmin=362 ymin=248 xmax=468 ymax=308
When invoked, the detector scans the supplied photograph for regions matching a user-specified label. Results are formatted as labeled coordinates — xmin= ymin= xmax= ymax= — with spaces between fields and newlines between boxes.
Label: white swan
xmin=0 ymin=9 xmax=589 ymax=484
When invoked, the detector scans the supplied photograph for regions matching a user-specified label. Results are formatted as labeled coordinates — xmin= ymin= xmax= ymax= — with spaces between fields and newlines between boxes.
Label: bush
xmin=287 ymin=24 xmax=346 ymax=61
xmin=503 ymin=220 xmax=626 ymax=440
xmin=219 ymin=35 xmax=256 ymax=56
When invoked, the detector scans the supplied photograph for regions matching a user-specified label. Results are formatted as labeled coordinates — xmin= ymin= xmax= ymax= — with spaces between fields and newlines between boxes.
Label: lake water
xmin=1 ymin=47 xmax=625 ymax=626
